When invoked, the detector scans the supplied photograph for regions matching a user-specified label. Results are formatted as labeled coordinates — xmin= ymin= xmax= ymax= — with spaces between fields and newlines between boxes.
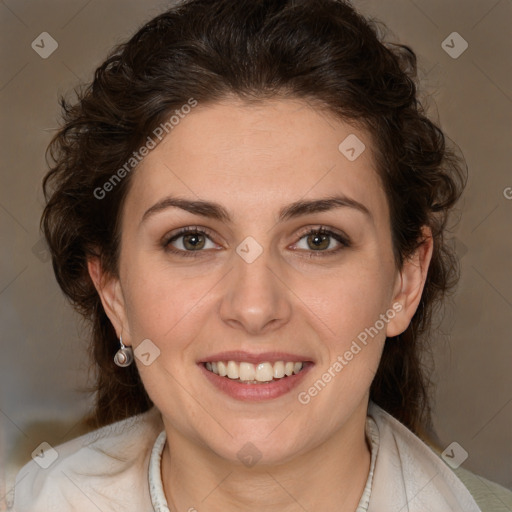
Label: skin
xmin=89 ymin=97 xmax=433 ymax=511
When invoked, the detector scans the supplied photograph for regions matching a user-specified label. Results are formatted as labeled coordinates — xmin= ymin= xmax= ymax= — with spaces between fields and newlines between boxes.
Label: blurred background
xmin=1 ymin=0 xmax=511 ymax=508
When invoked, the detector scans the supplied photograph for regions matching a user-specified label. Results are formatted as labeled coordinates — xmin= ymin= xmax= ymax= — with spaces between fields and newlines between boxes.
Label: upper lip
xmin=199 ymin=351 xmax=314 ymax=365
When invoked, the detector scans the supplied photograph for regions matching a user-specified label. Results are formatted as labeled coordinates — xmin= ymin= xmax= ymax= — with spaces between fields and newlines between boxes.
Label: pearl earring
xmin=114 ymin=335 xmax=134 ymax=367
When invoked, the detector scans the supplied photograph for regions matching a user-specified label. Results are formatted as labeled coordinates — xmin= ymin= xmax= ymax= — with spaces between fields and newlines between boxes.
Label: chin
xmin=201 ymin=424 xmax=314 ymax=468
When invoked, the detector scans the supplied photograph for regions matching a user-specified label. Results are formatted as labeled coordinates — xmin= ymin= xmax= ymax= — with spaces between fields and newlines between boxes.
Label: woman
xmin=11 ymin=0 xmax=511 ymax=510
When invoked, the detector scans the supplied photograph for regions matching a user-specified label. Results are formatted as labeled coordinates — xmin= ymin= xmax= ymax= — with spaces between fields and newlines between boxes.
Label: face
xmin=91 ymin=97 xmax=431 ymax=465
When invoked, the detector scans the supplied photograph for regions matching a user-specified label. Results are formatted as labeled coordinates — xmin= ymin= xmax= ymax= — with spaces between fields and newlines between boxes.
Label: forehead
xmin=125 ymin=98 xmax=387 ymax=223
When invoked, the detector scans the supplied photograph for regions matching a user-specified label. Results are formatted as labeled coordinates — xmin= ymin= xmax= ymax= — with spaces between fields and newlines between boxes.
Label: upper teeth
xmin=205 ymin=361 xmax=304 ymax=382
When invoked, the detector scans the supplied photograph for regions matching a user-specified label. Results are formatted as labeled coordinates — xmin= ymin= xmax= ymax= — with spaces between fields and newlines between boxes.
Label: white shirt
xmin=10 ymin=402 xmax=485 ymax=511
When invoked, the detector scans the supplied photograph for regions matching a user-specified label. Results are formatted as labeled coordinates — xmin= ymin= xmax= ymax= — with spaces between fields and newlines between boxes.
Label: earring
xmin=114 ymin=335 xmax=133 ymax=367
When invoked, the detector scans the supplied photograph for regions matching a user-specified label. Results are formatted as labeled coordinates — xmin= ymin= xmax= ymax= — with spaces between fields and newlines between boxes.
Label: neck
xmin=161 ymin=404 xmax=371 ymax=512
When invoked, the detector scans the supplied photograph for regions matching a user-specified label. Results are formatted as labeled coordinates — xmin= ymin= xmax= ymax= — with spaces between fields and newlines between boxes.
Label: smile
xmin=205 ymin=360 xmax=304 ymax=383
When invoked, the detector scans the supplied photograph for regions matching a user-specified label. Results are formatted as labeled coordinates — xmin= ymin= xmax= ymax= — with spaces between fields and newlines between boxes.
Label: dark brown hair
xmin=42 ymin=0 xmax=466 ymax=434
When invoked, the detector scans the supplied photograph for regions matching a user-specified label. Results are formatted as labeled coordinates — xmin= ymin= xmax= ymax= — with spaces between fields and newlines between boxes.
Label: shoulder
xmin=367 ymin=402 xmax=511 ymax=512
xmin=10 ymin=407 xmax=163 ymax=512
xmin=451 ymin=465 xmax=512 ymax=512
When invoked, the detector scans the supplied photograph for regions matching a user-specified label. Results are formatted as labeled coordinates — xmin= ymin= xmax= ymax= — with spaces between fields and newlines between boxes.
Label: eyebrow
xmin=140 ymin=194 xmax=372 ymax=226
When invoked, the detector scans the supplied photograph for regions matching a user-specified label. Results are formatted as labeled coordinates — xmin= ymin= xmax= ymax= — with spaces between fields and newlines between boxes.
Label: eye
xmin=162 ymin=225 xmax=350 ymax=259
xmin=163 ymin=226 xmax=219 ymax=257
xmin=293 ymin=227 xmax=350 ymax=256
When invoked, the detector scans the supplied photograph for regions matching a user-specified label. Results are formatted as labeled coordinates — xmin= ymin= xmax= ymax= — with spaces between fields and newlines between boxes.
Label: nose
xmin=219 ymin=245 xmax=292 ymax=336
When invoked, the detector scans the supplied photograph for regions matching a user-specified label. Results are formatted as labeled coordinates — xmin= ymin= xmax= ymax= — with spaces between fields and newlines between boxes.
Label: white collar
xmin=149 ymin=430 xmax=171 ymax=512
xmin=366 ymin=402 xmax=481 ymax=512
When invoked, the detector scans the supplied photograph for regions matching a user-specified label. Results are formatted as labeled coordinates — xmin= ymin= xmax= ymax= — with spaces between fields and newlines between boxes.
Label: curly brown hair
xmin=41 ymin=0 xmax=466 ymax=434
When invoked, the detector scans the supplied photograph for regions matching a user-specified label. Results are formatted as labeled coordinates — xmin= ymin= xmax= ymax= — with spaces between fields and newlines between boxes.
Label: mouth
xmin=199 ymin=352 xmax=313 ymax=401
xmin=204 ymin=360 xmax=305 ymax=384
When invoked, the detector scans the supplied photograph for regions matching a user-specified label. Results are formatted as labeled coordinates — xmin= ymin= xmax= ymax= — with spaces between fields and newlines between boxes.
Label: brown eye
xmin=181 ymin=233 xmax=206 ymax=251
xmin=163 ymin=226 xmax=218 ymax=257
xmin=306 ymin=232 xmax=331 ymax=251
xmin=293 ymin=227 xmax=351 ymax=256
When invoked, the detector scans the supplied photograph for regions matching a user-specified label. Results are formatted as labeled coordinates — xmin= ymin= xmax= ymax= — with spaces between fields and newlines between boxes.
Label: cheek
xmin=303 ymin=259 xmax=395 ymax=341
xmin=120 ymin=256 xmax=202 ymax=342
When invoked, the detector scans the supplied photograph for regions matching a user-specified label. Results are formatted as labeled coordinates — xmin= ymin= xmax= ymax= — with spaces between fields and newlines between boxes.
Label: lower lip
xmin=199 ymin=363 xmax=313 ymax=401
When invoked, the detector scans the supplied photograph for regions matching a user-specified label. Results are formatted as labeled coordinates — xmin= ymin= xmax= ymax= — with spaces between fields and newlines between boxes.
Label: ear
xmin=386 ymin=226 xmax=434 ymax=338
xmin=87 ymin=256 xmax=131 ymax=345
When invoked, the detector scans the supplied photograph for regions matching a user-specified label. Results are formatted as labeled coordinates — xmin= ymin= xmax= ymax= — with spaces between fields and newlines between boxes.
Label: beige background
xmin=1 ymin=0 xmax=511 ymax=506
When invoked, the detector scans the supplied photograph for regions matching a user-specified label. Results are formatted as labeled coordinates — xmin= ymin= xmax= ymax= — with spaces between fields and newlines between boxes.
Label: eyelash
xmin=162 ymin=225 xmax=351 ymax=258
